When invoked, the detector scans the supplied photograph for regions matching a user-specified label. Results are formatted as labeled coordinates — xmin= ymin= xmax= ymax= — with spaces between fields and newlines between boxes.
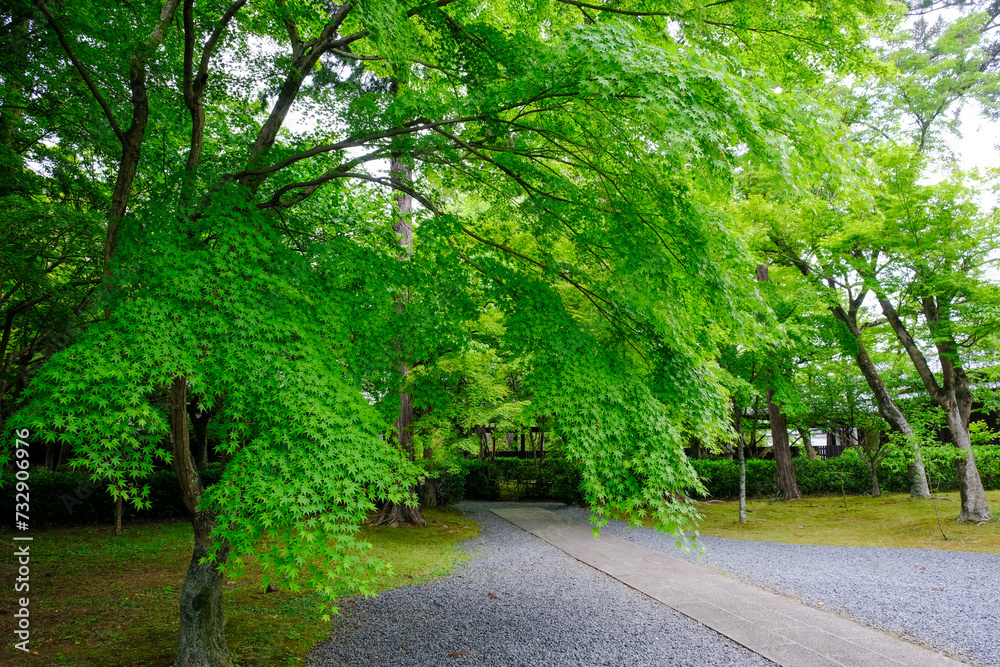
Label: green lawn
xmin=693 ymin=490 xmax=1000 ymax=552
xmin=0 ymin=506 xmax=479 ymax=666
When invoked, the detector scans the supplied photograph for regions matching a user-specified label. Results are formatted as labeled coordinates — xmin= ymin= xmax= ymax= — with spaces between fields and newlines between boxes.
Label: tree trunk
xmin=115 ymin=494 xmax=124 ymax=535
xmin=176 ymin=509 xmax=231 ymax=667
xmin=371 ymin=496 xmax=427 ymax=527
xmin=868 ymin=461 xmax=881 ymax=498
xmin=188 ymin=399 xmax=212 ymax=470
xmin=766 ymin=387 xmax=800 ymax=500
xmin=754 ymin=264 xmax=800 ymax=500
xmin=732 ymin=400 xmax=747 ymax=524
xmin=861 ymin=428 xmax=882 ymax=498
xmin=853 ymin=340 xmax=929 ymax=497
xmin=394 ymin=379 xmax=415 ymax=461
xmin=798 ymin=427 xmax=818 ymax=461
xmin=56 ymin=439 xmax=70 ymax=471
xmin=420 ymin=478 xmax=438 ymax=507
xmin=476 ymin=425 xmax=487 ymax=461
xmin=945 ymin=404 xmax=993 ymax=523
xmin=170 ymin=377 xmax=233 ymax=666
xmin=373 ymin=141 xmax=426 ymax=527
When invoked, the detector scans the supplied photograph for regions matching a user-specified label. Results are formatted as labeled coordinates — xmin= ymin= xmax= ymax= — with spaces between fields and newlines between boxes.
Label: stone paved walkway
xmin=493 ymin=507 xmax=964 ymax=667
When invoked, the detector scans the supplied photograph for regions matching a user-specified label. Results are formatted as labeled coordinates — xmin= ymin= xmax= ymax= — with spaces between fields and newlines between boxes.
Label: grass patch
xmin=692 ymin=490 xmax=1000 ymax=552
xmin=0 ymin=506 xmax=478 ymax=666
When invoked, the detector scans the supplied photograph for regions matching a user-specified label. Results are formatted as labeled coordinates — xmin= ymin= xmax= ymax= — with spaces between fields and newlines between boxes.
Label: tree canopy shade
xmin=2 ymin=0 xmax=899 ymax=664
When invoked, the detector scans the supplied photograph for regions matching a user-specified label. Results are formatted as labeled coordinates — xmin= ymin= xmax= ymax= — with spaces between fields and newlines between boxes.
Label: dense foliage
xmin=690 ymin=447 xmax=1000 ymax=500
xmin=5 ymin=0 xmax=1000 ymax=663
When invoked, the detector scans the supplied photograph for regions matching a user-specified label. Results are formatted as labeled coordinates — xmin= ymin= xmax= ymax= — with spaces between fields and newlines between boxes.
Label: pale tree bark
xmin=797 ymin=427 xmax=818 ymax=461
xmin=775 ymin=241 xmax=931 ymax=498
xmin=732 ymin=399 xmax=747 ymax=524
xmin=171 ymin=378 xmax=232 ymax=667
xmin=876 ymin=294 xmax=992 ymax=522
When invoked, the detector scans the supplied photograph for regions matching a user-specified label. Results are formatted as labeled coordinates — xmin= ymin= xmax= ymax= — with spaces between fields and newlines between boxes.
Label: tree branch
xmin=35 ymin=1 xmax=124 ymax=142
xmin=877 ymin=294 xmax=942 ymax=399
xmin=229 ymin=115 xmax=480 ymax=182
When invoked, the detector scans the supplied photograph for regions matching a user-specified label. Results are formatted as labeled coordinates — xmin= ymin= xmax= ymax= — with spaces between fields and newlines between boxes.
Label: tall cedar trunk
xmin=755 ymin=265 xmax=800 ymax=500
xmin=766 ymin=387 xmax=800 ymax=500
xmin=371 ymin=145 xmax=426 ymax=527
xmin=798 ymin=427 xmax=818 ymax=461
xmin=945 ymin=403 xmax=993 ymax=523
xmin=171 ymin=378 xmax=233 ymax=666
xmin=732 ymin=400 xmax=747 ymax=524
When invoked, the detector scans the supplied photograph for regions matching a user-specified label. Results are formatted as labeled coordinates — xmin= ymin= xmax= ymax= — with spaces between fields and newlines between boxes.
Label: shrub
xmin=458 ymin=456 xmax=583 ymax=503
xmin=2 ymin=465 xmax=224 ymax=527
xmin=688 ymin=446 xmax=1000 ymax=500
xmin=436 ymin=463 xmax=469 ymax=506
xmin=462 ymin=460 xmax=501 ymax=501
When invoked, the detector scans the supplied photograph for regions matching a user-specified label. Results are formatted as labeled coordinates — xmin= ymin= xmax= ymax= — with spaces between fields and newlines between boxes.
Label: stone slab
xmin=492 ymin=507 xmax=962 ymax=667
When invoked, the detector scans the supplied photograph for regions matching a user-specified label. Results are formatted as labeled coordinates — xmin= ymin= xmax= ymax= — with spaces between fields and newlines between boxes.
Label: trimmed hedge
xmin=449 ymin=457 xmax=584 ymax=504
xmin=2 ymin=466 xmax=223 ymax=527
xmin=690 ymin=446 xmax=1000 ymax=500
xmin=17 ymin=445 xmax=995 ymax=522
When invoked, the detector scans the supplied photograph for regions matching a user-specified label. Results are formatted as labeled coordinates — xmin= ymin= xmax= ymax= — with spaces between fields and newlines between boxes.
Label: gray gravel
xmin=556 ymin=505 xmax=1000 ymax=666
xmin=310 ymin=501 xmax=1000 ymax=666
xmin=309 ymin=501 xmax=775 ymax=666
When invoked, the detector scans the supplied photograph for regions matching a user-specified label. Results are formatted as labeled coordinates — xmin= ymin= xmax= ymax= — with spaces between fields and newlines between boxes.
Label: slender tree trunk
xmin=188 ymin=399 xmax=212 ymax=470
xmin=732 ymin=400 xmax=747 ymax=524
xmin=170 ymin=377 xmax=232 ymax=666
xmin=868 ymin=462 xmax=881 ymax=498
xmin=754 ymin=264 xmax=800 ymax=500
xmin=798 ymin=427 xmax=818 ymax=461
xmin=115 ymin=494 xmax=124 ymax=535
xmin=766 ymin=387 xmax=800 ymax=500
xmin=779 ymin=243 xmax=931 ymax=497
xmin=861 ymin=428 xmax=882 ymax=498
xmin=852 ymin=341 xmax=929 ymax=497
xmin=56 ymin=439 xmax=70 ymax=471
xmin=876 ymin=294 xmax=989 ymax=517
xmin=945 ymin=403 xmax=993 ymax=523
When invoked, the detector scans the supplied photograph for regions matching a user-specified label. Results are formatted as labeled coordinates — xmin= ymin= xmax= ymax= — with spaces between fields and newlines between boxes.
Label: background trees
xmin=10 ymin=0 xmax=999 ymax=664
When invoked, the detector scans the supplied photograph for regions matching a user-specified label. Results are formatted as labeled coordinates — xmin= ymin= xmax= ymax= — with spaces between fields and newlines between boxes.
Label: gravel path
xmin=555 ymin=505 xmax=1000 ymax=667
xmin=310 ymin=501 xmax=999 ymax=666
xmin=309 ymin=501 xmax=775 ymax=666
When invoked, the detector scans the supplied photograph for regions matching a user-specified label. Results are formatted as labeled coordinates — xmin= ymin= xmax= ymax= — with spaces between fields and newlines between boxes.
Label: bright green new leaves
xmin=13 ymin=185 xmax=419 ymax=598
xmin=3 ymin=0 xmax=906 ymax=598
